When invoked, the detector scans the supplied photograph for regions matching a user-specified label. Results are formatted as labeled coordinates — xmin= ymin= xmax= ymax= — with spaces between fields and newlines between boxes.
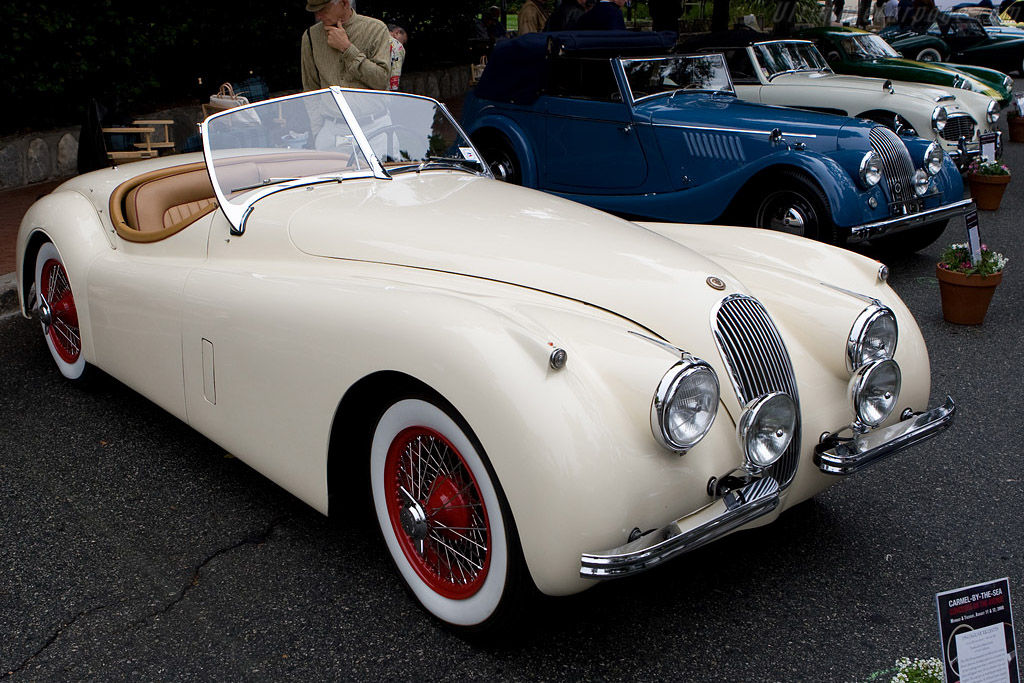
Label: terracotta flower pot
xmin=966 ymin=172 xmax=1011 ymax=211
xmin=935 ymin=265 xmax=1003 ymax=325
xmin=1009 ymin=116 xmax=1024 ymax=143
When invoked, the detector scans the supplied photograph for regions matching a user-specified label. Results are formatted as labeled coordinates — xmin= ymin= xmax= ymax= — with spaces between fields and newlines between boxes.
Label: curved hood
xmin=637 ymin=94 xmax=865 ymax=143
xmin=773 ymin=71 xmax=957 ymax=103
xmin=272 ymin=173 xmax=745 ymax=340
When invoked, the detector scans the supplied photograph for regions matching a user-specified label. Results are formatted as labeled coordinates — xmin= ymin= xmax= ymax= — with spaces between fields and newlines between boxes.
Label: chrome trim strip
xmin=814 ymin=396 xmax=955 ymax=475
xmin=847 ymin=198 xmax=974 ymax=241
xmin=580 ymin=476 xmax=780 ymax=578
xmin=651 ymin=122 xmax=817 ymax=139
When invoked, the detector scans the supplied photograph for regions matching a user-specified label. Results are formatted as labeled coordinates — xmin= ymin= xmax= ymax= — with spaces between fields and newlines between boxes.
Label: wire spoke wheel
xmin=34 ymin=242 xmax=87 ymax=380
xmin=370 ymin=397 xmax=527 ymax=630
xmin=385 ymin=426 xmax=491 ymax=599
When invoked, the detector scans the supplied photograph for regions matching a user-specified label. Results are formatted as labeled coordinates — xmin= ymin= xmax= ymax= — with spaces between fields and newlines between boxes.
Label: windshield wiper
xmin=231 ymin=177 xmax=298 ymax=193
xmin=231 ymin=175 xmax=345 ymax=193
xmin=389 ymin=156 xmax=486 ymax=176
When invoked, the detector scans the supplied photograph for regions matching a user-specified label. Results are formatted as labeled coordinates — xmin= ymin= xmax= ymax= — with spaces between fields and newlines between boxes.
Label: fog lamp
xmin=849 ymin=359 xmax=901 ymax=428
xmin=737 ymin=392 xmax=796 ymax=469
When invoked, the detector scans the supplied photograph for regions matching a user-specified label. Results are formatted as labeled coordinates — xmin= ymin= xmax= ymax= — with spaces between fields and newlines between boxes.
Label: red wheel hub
xmin=40 ymin=258 xmax=81 ymax=364
xmin=384 ymin=426 xmax=491 ymax=599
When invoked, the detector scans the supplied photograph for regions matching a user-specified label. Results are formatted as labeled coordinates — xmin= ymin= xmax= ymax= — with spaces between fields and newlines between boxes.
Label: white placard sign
xmin=957 ymin=623 xmax=1011 ymax=683
xmin=980 ymin=132 xmax=999 ymax=164
xmin=966 ymin=209 xmax=982 ymax=266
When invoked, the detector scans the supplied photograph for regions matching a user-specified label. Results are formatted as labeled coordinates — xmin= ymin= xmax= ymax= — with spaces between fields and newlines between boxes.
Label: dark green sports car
xmin=880 ymin=12 xmax=1024 ymax=76
xmin=796 ymin=26 xmax=1013 ymax=107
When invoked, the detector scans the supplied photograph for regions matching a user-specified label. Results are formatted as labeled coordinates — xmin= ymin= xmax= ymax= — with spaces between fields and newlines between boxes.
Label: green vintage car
xmin=881 ymin=12 xmax=1024 ymax=76
xmin=796 ymin=26 xmax=1013 ymax=107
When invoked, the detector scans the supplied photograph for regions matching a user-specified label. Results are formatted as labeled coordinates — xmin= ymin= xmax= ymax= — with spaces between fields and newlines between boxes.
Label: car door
xmin=540 ymin=58 xmax=649 ymax=193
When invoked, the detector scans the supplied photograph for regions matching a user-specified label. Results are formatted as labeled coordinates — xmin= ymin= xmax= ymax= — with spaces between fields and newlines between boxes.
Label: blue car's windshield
xmin=618 ymin=54 xmax=735 ymax=101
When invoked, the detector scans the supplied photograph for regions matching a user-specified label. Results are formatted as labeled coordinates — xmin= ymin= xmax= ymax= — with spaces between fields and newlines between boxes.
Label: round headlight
xmin=651 ymin=360 xmax=720 ymax=453
xmin=987 ymin=99 xmax=1000 ymax=124
xmin=932 ymin=106 xmax=948 ymax=132
xmin=849 ymin=359 xmax=901 ymax=427
xmin=859 ymin=151 xmax=883 ymax=188
xmin=1004 ymin=75 xmax=1014 ymax=90
xmin=913 ymin=168 xmax=930 ymax=196
xmin=846 ymin=305 xmax=898 ymax=372
xmin=737 ymin=392 xmax=797 ymax=469
xmin=954 ymin=76 xmax=971 ymax=90
xmin=924 ymin=141 xmax=944 ymax=176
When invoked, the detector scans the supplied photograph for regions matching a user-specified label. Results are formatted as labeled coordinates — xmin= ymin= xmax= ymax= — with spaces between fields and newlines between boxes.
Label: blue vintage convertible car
xmin=461 ymin=31 xmax=971 ymax=252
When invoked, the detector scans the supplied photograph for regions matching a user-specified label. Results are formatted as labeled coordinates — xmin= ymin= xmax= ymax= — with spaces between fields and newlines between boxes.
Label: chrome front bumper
xmin=814 ymin=396 xmax=956 ymax=475
xmin=580 ymin=476 xmax=780 ymax=579
xmin=847 ymin=199 xmax=974 ymax=243
xmin=579 ymin=396 xmax=955 ymax=580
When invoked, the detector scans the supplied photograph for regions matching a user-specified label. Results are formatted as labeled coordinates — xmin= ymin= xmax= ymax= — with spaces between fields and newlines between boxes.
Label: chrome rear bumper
xmin=814 ymin=396 xmax=956 ymax=475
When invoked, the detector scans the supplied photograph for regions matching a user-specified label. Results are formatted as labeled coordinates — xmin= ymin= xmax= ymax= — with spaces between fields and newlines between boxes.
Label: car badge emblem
xmin=707 ymin=276 xmax=726 ymax=291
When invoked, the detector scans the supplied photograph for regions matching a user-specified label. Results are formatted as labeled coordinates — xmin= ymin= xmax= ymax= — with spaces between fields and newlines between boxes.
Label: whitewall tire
xmin=34 ymin=242 xmax=86 ymax=381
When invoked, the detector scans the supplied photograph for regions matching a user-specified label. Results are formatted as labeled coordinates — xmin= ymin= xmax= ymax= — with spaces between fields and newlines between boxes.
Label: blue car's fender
xmin=461 ymin=105 xmax=542 ymax=188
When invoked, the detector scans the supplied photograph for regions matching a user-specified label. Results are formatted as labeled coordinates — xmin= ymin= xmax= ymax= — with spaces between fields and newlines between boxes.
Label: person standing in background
xmin=300 ymin=0 xmax=391 ymax=92
xmin=544 ymin=0 xmax=586 ymax=29
xmin=518 ymin=0 xmax=548 ymax=35
xmin=575 ymin=0 xmax=627 ymax=30
xmin=387 ymin=24 xmax=407 ymax=91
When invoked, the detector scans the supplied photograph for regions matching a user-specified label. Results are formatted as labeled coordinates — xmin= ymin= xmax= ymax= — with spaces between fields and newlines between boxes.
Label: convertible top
xmin=474 ymin=30 xmax=677 ymax=105
xmin=678 ymin=28 xmax=773 ymax=52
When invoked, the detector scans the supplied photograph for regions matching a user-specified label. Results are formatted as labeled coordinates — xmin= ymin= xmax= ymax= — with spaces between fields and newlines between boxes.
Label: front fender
xmin=16 ymin=190 xmax=113 ymax=363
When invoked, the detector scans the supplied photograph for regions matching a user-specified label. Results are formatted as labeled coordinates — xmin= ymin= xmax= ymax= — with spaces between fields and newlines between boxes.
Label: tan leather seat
xmin=124 ymin=169 xmax=217 ymax=233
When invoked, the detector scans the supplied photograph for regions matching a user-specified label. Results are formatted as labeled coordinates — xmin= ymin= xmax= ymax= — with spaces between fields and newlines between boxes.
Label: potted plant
xmin=1008 ymin=98 xmax=1024 ymax=142
xmin=936 ymin=242 xmax=1008 ymax=324
xmin=965 ymin=158 xmax=1011 ymax=210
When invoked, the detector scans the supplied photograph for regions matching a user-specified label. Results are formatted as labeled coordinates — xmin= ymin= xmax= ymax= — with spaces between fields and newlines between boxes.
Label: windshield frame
xmin=752 ymin=40 xmax=834 ymax=80
xmin=201 ymin=87 xmax=490 ymax=235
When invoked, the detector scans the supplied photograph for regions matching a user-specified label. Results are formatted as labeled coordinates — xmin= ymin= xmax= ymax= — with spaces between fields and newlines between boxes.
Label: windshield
xmin=839 ymin=33 xmax=902 ymax=60
xmin=619 ymin=54 xmax=734 ymax=101
xmin=753 ymin=41 xmax=832 ymax=78
xmin=204 ymin=89 xmax=483 ymax=207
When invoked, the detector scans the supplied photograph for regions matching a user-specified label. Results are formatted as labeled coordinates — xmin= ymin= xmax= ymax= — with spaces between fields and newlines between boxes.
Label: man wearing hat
xmin=301 ymin=0 xmax=391 ymax=92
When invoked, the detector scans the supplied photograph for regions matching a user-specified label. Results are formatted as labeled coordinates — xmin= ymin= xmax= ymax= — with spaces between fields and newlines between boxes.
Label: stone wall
xmin=0 ymin=64 xmax=473 ymax=191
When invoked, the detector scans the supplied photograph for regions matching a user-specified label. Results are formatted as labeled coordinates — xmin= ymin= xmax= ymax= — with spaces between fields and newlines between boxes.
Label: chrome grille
xmin=940 ymin=114 xmax=976 ymax=142
xmin=869 ymin=126 xmax=918 ymax=209
xmin=713 ymin=294 xmax=801 ymax=488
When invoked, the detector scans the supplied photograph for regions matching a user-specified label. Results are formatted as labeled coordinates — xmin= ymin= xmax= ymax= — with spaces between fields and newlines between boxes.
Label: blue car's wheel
xmin=750 ymin=171 xmax=839 ymax=245
xmin=477 ymin=139 xmax=521 ymax=185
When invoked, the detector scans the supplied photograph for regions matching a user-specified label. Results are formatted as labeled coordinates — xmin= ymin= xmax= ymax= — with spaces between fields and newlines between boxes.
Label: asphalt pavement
xmin=2 ymin=108 xmax=1023 ymax=681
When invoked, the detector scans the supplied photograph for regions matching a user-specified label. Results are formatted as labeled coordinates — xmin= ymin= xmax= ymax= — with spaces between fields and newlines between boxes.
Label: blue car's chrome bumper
xmin=847 ymin=199 xmax=974 ymax=242
xmin=579 ymin=396 xmax=955 ymax=579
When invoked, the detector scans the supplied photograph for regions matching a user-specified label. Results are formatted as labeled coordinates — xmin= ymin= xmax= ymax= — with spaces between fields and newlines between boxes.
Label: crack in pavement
xmin=123 ymin=517 xmax=287 ymax=633
xmin=2 ymin=604 xmax=107 ymax=679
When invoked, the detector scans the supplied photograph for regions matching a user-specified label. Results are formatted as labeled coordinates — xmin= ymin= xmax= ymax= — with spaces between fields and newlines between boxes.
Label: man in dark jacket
xmin=544 ymin=0 xmax=586 ymax=30
xmin=575 ymin=0 xmax=627 ymax=30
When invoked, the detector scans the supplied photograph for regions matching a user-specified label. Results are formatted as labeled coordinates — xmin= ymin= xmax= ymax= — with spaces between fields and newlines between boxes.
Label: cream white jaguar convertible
xmin=16 ymin=88 xmax=955 ymax=632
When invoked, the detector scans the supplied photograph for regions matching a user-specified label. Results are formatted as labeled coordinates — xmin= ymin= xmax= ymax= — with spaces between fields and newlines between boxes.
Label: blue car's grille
xmin=682 ymin=132 xmax=746 ymax=163
xmin=940 ymin=114 xmax=976 ymax=143
xmin=712 ymin=294 xmax=801 ymax=489
xmin=869 ymin=126 xmax=921 ymax=213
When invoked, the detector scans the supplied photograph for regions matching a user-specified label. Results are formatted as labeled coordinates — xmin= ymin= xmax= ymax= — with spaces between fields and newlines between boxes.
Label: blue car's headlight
xmin=924 ymin=141 xmax=944 ymax=176
xmin=859 ymin=151 xmax=882 ymax=188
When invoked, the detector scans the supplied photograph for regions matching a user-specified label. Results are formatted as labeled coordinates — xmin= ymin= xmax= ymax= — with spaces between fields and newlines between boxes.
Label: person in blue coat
xmin=575 ymin=0 xmax=627 ymax=29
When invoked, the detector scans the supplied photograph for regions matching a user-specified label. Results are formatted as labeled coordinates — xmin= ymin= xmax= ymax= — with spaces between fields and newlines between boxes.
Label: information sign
xmin=936 ymin=578 xmax=1018 ymax=683
xmin=965 ymin=209 xmax=981 ymax=266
